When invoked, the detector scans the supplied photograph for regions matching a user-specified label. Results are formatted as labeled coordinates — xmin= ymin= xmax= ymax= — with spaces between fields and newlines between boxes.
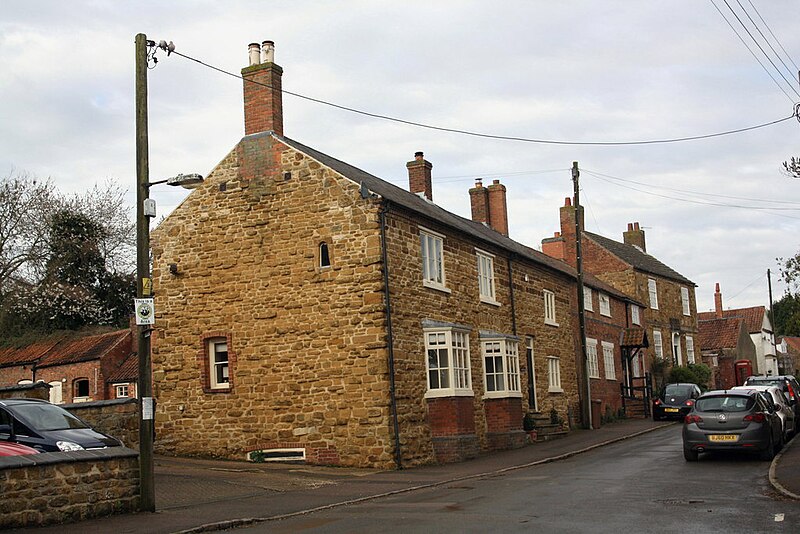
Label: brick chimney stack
xmin=469 ymin=179 xmax=490 ymax=225
xmin=714 ymin=282 xmax=723 ymax=318
xmin=242 ymin=40 xmax=284 ymax=136
xmin=542 ymin=197 xmax=583 ymax=267
xmin=407 ymin=152 xmax=433 ymax=201
xmin=623 ymin=222 xmax=646 ymax=252
xmin=486 ymin=179 xmax=509 ymax=236
xmin=541 ymin=231 xmax=565 ymax=260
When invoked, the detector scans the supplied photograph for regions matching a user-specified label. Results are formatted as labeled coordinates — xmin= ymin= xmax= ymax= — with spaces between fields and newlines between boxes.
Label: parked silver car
xmin=733 ymin=385 xmax=795 ymax=443
xmin=682 ymin=389 xmax=783 ymax=462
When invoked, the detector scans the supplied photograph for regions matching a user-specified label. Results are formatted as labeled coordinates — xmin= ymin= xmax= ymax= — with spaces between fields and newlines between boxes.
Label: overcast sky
xmin=2 ymin=1 xmax=799 ymax=312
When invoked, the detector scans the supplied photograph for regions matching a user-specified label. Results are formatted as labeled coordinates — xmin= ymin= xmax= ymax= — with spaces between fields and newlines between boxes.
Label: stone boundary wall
xmin=0 ymin=447 xmax=140 ymax=528
xmin=63 ymin=398 xmax=140 ymax=450
xmin=0 ymin=382 xmax=50 ymax=400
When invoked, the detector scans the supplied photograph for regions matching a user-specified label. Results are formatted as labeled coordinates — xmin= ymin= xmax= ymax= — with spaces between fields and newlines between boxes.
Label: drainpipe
xmin=379 ymin=201 xmax=403 ymax=469
xmin=507 ymin=256 xmax=517 ymax=336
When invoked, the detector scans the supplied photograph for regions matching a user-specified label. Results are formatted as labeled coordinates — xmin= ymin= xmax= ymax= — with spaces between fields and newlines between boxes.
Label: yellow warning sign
xmin=142 ymin=277 xmax=152 ymax=296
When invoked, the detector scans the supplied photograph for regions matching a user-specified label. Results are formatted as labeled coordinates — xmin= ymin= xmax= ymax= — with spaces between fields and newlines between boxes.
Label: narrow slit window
xmin=319 ymin=242 xmax=331 ymax=268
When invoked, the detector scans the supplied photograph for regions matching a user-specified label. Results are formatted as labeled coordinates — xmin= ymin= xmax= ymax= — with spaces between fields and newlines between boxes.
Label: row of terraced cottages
xmin=142 ymin=41 xmax=699 ymax=469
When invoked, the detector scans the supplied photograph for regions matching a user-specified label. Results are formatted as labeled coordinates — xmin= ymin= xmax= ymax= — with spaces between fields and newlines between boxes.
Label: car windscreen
xmin=12 ymin=404 xmax=89 ymax=431
xmin=695 ymin=395 xmax=754 ymax=413
xmin=746 ymin=377 xmax=782 ymax=387
xmin=663 ymin=385 xmax=693 ymax=399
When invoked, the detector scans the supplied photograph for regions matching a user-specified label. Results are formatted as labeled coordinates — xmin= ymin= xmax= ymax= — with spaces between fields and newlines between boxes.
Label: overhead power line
xmin=735 ymin=0 xmax=798 ymax=85
xmin=168 ymin=48 xmax=797 ymax=147
xmin=713 ymin=0 xmax=800 ymax=101
xmin=745 ymin=0 xmax=799 ymax=72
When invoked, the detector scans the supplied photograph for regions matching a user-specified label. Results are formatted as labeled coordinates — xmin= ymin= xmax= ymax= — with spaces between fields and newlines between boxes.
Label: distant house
xmin=698 ymin=283 xmax=778 ymax=376
xmin=698 ymin=314 xmax=757 ymax=389
xmin=542 ymin=200 xmax=699 ymax=391
xmin=0 ymin=329 xmax=134 ymax=404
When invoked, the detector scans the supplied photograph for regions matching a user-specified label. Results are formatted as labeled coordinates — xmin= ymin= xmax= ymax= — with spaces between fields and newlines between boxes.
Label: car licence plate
xmin=664 ymin=408 xmax=679 ymax=413
xmin=708 ymin=434 xmax=739 ymax=442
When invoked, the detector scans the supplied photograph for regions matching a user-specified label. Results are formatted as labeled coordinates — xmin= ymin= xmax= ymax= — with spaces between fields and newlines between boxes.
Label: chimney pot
xmin=261 ymin=40 xmax=275 ymax=63
xmin=714 ymin=283 xmax=724 ymax=318
xmin=627 ymin=223 xmax=633 ymax=231
xmin=475 ymin=178 xmax=483 ymax=187
xmin=634 ymin=222 xmax=640 ymax=230
xmin=415 ymin=151 xmax=424 ymax=160
xmin=555 ymin=231 xmax=561 ymax=237
xmin=565 ymin=197 xmax=572 ymax=207
xmin=248 ymin=42 xmax=261 ymax=66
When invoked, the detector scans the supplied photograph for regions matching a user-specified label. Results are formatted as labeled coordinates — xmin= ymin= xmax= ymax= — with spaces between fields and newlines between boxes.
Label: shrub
xmin=668 ymin=363 xmax=712 ymax=390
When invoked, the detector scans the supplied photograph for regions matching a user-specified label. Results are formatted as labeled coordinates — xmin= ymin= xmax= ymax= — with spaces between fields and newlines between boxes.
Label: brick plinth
xmin=427 ymin=396 xmax=478 ymax=462
xmin=484 ymin=397 xmax=525 ymax=451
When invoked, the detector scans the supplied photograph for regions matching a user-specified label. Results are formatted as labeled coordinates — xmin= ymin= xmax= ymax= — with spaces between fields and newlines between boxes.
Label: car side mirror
xmin=0 ymin=423 xmax=12 ymax=436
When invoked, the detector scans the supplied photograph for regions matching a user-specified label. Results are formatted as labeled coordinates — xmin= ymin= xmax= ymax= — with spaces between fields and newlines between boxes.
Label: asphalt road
xmin=238 ymin=425 xmax=800 ymax=533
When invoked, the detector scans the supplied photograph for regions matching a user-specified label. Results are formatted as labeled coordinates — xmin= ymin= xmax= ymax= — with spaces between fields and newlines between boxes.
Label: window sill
xmin=588 ymin=375 xmax=601 ymax=380
xmin=424 ymin=388 xmax=474 ymax=399
xmin=204 ymin=386 xmax=231 ymax=394
xmin=480 ymin=297 xmax=501 ymax=307
xmin=548 ymin=387 xmax=564 ymax=394
xmin=423 ymin=281 xmax=452 ymax=294
xmin=600 ymin=312 xmax=611 ymax=318
xmin=483 ymin=391 xmax=523 ymax=400
xmin=544 ymin=320 xmax=560 ymax=327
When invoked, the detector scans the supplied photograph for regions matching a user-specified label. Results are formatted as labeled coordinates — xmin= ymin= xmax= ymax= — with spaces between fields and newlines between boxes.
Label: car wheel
xmin=760 ymin=434 xmax=776 ymax=461
xmin=683 ymin=447 xmax=699 ymax=462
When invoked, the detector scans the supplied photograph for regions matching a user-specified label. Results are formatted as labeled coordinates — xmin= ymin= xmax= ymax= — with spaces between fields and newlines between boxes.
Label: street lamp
xmin=135 ymin=31 xmax=204 ymax=513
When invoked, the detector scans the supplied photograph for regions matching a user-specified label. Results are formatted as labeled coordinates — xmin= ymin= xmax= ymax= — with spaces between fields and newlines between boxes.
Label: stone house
xmin=149 ymin=41 xmax=581 ymax=469
xmin=698 ymin=283 xmax=778 ymax=376
xmin=0 ymin=330 xmax=134 ymax=404
xmin=542 ymin=198 xmax=699 ymax=391
xmin=698 ymin=314 xmax=757 ymax=389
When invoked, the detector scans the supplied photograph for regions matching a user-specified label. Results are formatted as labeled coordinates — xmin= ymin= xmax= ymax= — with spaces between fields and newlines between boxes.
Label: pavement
xmin=14 ymin=417 xmax=800 ymax=533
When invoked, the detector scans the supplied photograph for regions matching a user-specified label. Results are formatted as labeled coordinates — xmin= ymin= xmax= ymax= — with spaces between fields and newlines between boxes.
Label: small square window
xmin=115 ymin=384 xmax=129 ymax=398
xmin=208 ymin=339 xmax=230 ymax=390
xmin=599 ymin=293 xmax=611 ymax=317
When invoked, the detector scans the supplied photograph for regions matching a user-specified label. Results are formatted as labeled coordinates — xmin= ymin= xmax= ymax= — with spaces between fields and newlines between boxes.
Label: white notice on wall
xmin=134 ymin=298 xmax=155 ymax=325
xmin=142 ymin=397 xmax=154 ymax=420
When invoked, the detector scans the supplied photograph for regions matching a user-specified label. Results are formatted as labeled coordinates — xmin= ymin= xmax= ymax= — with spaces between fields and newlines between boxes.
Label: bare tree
xmin=783 ymin=157 xmax=800 ymax=179
xmin=61 ymin=180 xmax=135 ymax=275
xmin=0 ymin=171 xmax=58 ymax=295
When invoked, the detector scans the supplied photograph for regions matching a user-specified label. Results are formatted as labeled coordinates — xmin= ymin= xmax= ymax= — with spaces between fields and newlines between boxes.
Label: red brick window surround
xmin=199 ymin=332 xmax=236 ymax=393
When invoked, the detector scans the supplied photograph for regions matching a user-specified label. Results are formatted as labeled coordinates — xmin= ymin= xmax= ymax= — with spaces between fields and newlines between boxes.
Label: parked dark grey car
xmin=682 ymin=389 xmax=783 ymax=462
xmin=743 ymin=375 xmax=800 ymax=426
xmin=0 ymin=398 xmax=122 ymax=452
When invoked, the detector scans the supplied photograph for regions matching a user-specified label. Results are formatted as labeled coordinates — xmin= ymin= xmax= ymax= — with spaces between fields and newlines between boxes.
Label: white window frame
xmin=681 ymin=286 xmax=690 ymax=316
xmin=648 ymin=278 xmax=658 ymax=310
xmin=547 ymin=356 xmax=562 ymax=392
xmin=209 ymin=338 xmax=230 ymax=390
xmin=586 ymin=337 xmax=600 ymax=378
xmin=672 ymin=332 xmax=683 ymax=366
xmin=653 ymin=329 xmax=663 ymax=360
xmin=686 ymin=335 xmax=695 ymax=364
xmin=482 ymin=337 xmax=522 ymax=398
xmin=602 ymin=341 xmax=616 ymax=380
xmin=476 ymin=248 xmax=499 ymax=305
xmin=114 ymin=384 xmax=129 ymax=398
xmin=424 ymin=327 xmax=473 ymax=398
xmin=583 ymin=288 xmax=593 ymax=311
xmin=599 ymin=293 xmax=611 ymax=317
xmin=631 ymin=305 xmax=641 ymax=325
xmin=420 ymin=227 xmax=449 ymax=292
xmin=544 ymin=290 xmax=558 ymax=326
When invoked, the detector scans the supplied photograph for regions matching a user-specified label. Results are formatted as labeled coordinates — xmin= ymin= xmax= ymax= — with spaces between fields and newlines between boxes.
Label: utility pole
xmin=572 ymin=161 xmax=592 ymax=429
xmin=768 ymin=268 xmax=777 ymax=373
xmin=135 ymin=32 xmax=155 ymax=513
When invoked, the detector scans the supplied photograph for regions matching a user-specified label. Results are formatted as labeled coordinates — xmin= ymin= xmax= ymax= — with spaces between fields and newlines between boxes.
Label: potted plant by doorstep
xmin=523 ymin=412 xmax=538 ymax=443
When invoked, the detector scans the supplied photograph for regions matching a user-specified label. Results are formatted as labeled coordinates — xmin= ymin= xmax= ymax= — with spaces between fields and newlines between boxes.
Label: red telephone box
xmin=734 ymin=360 xmax=753 ymax=386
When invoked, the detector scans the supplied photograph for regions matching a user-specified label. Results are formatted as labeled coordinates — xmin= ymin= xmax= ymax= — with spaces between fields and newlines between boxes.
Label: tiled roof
xmin=107 ymin=353 xmax=138 ymax=383
xmin=278 ymin=134 xmax=578 ymax=281
xmin=35 ymin=330 xmax=130 ymax=368
xmin=584 ymin=231 xmax=695 ymax=286
xmin=621 ymin=327 xmax=649 ymax=348
xmin=697 ymin=306 xmax=766 ymax=334
xmin=778 ymin=336 xmax=800 ymax=353
xmin=0 ymin=338 xmax=63 ymax=367
xmin=698 ymin=317 xmax=745 ymax=350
